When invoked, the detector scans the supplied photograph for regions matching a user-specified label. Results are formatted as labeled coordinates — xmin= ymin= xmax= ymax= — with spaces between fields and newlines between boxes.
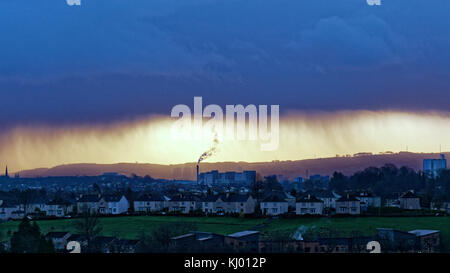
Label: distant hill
xmin=15 ymin=152 xmax=450 ymax=180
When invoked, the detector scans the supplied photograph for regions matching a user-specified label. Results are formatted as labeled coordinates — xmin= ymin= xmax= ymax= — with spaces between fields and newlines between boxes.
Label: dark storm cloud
xmin=1 ymin=0 xmax=450 ymax=127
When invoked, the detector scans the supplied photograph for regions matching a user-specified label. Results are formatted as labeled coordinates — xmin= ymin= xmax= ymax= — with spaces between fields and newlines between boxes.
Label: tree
xmin=290 ymin=189 xmax=297 ymax=197
xmin=0 ymin=230 xmax=5 ymax=253
xmin=18 ymin=189 xmax=33 ymax=214
xmin=75 ymin=212 xmax=103 ymax=253
xmin=125 ymin=187 xmax=134 ymax=212
xmin=92 ymin=183 xmax=102 ymax=195
xmin=329 ymin=172 xmax=348 ymax=192
xmin=251 ymin=177 xmax=263 ymax=201
xmin=136 ymin=222 xmax=197 ymax=253
xmin=10 ymin=218 xmax=54 ymax=253
xmin=263 ymin=175 xmax=283 ymax=192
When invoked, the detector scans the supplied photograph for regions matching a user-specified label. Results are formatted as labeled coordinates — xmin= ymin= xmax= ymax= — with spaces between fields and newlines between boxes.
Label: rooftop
xmin=337 ymin=195 xmax=360 ymax=202
xmin=227 ymin=230 xmax=259 ymax=238
xmin=171 ymin=233 xmax=195 ymax=240
xmin=401 ymin=191 xmax=419 ymax=199
xmin=409 ymin=230 xmax=440 ymax=237
xmin=262 ymin=194 xmax=286 ymax=203
xmin=296 ymin=194 xmax=324 ymax=203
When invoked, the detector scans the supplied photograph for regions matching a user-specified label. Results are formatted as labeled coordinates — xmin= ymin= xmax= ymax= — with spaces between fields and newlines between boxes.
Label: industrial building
xmin=423 ymin=154 xmax=447 ymax=177
xmin=197 ymin=170 xmax=256 ymax=186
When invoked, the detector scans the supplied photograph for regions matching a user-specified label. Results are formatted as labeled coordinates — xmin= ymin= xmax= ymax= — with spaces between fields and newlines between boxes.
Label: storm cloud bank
xmin=1 ymin=111 xmax=450 ymax=173
xmin=1 ymin=0 xmax=450 ymax=127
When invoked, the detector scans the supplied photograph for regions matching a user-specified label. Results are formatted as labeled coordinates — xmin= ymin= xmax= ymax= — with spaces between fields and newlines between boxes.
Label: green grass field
xmin=2 ymin=216 xmax=450 ymax=250
xmin=0 ymin=216 xmax=266 ymax=240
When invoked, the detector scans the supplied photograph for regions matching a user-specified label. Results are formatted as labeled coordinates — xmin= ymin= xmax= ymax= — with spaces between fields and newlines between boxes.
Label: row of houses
xmin=170 ymin=228 xmax=441 ymax=253
xmin=0 ymin=193 xmax=260 ymax=220
xmin=0 ymin=190 xmax=424 ymax=221
xmin=260 ymin=193 xmax=360 ymax=216
xmin=260 ymin=190 xmax=422 ymax=216
xmin=2 ymin=226 xmax=440 ymax=254
xmin=135 ymin=193 xmax=258 ymax=215
xmin=0 ymin=194 xmax=130 ymax=221
xmin=43 ymin=232 xmax=140 ymax=253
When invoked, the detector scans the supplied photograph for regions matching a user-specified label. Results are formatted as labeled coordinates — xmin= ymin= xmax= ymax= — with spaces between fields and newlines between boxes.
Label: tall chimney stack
xmin=196 ymin=164 xmax=199 ymax=184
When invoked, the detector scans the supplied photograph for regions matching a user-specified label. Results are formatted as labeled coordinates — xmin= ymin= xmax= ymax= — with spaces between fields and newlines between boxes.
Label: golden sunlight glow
xmin=1 ymin=110 xmax=450 ymax=173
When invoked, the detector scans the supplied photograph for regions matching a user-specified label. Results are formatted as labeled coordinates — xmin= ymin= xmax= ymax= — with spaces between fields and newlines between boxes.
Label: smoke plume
xmin=198 ymin=132 xmax=219 ymax=164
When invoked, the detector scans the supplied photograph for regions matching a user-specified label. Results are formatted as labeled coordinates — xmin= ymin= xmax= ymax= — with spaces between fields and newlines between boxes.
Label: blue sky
xmin=1 ymin=0 xmax=450 ymax=127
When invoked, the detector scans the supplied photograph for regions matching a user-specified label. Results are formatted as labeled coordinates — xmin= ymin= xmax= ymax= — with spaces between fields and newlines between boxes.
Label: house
xmin=283 ymin=192 xmax=297 ymax=208
xmin=385 ymin=193 xmax=401 ymax=208
xmin=376 ymin=228 xmax=417 ymax=253
xmin=0 ymin=201 xmax=24 ymax=220
xmin=46 ymin=232 xmax=71 ymax=251
xmin=296 ymin=194 xmax=324 ymax=215
xmin=259 ymin=240 xmax=307 ymax=253
xmin=260 ymin=194 xmax=289 ymax=216
xmin=317 ymin=237 xmax=373 ymax=253
xmin=225 ymin=231 xmax=259 ymax=252
xmin=335 ymin=195 xmax=360 ymax=215
xmin=171 ymin=232 xmax=226 ymax=252
xmin=399 ymin=191 xmax=421 ymax=210
xmin=314 ymin=190 xmax=340 ymax=209
xmin=168 ymin=195 xmax=200 ymax=214
xmin=44 ymin=198 xmax=74 ymax=217
xmin=376 ymin=228 xmax=440 ymax=253
xmin=99 ymin=195 xmax=129 ymax=215
xmin=25 ymin=198 xmax=48 ymax=214
xmin=201 ymin=195 xmax=222 ymax=214
xmin=134 ymin=193 xmax=166 ymax=213
xmin=90 ymin=236 xmax=118 ymax=253
xmin=260 ymin=238 xmax=372 ymax=253
xmin=77 ymin=194 xmax=102 ymax=214
xmin=355 ymin=192 xmax=381 ymax=208
xmin=409 ymin=230 xmax=440 ymax=253
xmin=221 ymin=194 xmax=256 ymax=214
xmin=430 ymin=201 xmax=450 ymax=213
xmin=113 ymin=239 xmax=141 ymax=253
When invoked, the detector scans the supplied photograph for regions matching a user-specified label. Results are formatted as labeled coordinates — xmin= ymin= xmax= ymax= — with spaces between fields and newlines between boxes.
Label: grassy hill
xmin=16 ymin=152 xmax=450 ymax=180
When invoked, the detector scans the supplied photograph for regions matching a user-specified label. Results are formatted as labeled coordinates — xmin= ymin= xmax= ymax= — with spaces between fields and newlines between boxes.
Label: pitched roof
xmin=202 ymin=195 xmax=222 ymax=202
xmin=135 ymin=194 xmax=165 ymax=202
xmin=409 ymin=230 xmax=440 ymax=237
xmin=169 ymin=195 xmax=199 ymax=202
xmin=315 ymin=191 xmax=336 ymax=198
xmin=222 ymin=194 xmax=251 ymax=202
xmin=78 ymin=195 xmax=101 ymax=202
xmin=336 ymin=195 xmax=360 ymax=202
xmin=171 ymin=233 xmax=195 ymax=240
xmin=262 ymin=194 xmax=286 ymax=203
xmin=296 ymin=194 xmax=324 ymax=203
xmin=302 ymin=190 xmax=334 ymax=199
xmin=227 ymin=230 xmax=259 ymax=238
xmin=103 ymin=195 xmax=125 ymax=202
xmin=356 ymin=192 xmax=375 ymax=198
xmin=401 ymin=191 xmax=419 ymax=199
xmin=46 ymin=198 xmax=72 ymax=206
xmin=377 ymin=228 xmax=417 ymax=238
